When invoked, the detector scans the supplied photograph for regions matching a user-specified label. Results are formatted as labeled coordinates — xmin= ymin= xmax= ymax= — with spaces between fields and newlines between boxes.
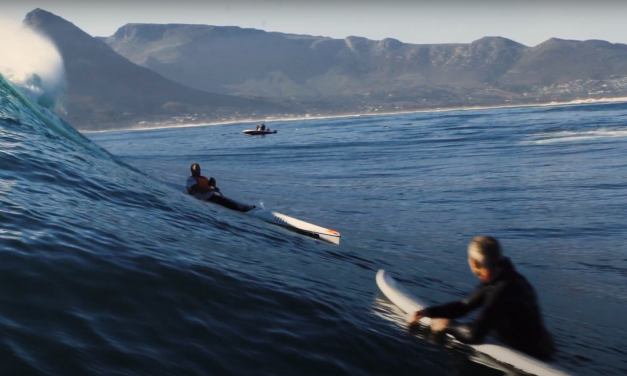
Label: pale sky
xmin=2 ymin=0 xmax=627 ymax=47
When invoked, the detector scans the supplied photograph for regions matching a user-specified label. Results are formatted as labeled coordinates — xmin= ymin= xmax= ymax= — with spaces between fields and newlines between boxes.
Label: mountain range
xmin=23 ymin=9 xmax=627 ymax=131
xmin=23 ymin=9 xmax=291 ymax=131
xmin=105 ymin=24 xmax=627 ymax=112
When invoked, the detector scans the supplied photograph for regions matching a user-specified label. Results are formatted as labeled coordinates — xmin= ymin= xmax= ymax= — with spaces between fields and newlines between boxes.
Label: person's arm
xmin=186 ymin=177 xmax=199 ymax=194
xmin=420 ymin=286 xmax=486 ymax=320
xmin=208 ymin=177 xmax=220 ymax=193
xmin=444 ymin=282 xmax=508 ymax=344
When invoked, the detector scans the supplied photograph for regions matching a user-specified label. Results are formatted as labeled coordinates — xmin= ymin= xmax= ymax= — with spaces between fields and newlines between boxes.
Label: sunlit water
xmin=2 ymin=71 xmax=626 ymax=375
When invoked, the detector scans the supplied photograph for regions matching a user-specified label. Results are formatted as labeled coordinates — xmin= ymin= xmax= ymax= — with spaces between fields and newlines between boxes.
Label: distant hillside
xmin=23 ymin=10 xmax=293 ymax=131
xmin=106 ymin=23 xmax=627 ymax=113
xmin=500 ymin=38 xmax=627 ymax=86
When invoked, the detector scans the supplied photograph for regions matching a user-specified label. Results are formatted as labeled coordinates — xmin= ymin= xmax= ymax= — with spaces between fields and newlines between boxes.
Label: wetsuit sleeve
xmin=445 ymin=281 xmax=508 ymax=344
xmin=186 ymin=177 xmax=198 ymax=194
xmin=421 ymin=286 xmax=485 ymax=320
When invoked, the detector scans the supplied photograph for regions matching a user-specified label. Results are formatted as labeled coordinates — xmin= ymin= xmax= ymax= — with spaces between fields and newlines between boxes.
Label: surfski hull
xmin=245 ymin=207 xmax=340 ymax=245
xmin=243 ymin=130 xmax=277 ymax=135
xmin=376 ymin=270 xmax=570 ymax=376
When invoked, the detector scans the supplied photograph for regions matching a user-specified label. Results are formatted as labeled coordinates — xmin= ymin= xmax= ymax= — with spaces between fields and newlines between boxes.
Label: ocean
xmin=1 ymin=73 xmax=626 ymax=376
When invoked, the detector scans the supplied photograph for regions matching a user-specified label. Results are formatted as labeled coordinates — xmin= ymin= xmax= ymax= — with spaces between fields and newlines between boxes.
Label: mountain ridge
xmin=105 ymin=22 xmax=627 ymax=115
xmin=23 ymin=9 xmax=293 ymax=131
xmin=19 ymin=9 xmax=627 ymax=130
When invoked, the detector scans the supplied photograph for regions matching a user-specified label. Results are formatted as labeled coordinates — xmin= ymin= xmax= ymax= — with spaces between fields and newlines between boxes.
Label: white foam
xmin=0 ymin=16 xmax=65 ymax=98
xmin=526 ymin=129 xmax=627 ymax=144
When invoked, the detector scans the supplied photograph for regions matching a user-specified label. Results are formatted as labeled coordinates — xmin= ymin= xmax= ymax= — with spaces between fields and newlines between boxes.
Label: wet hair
xmin=468 ymin=235 xmax=503 ymax=271
xmin=190 ymin=163 xmax=201 ymax=177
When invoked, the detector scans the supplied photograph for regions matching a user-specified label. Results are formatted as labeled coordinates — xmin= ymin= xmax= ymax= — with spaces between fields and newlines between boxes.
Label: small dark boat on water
xmin=243 ymin=129 xmax=278 ymax=135
xmin=244 ymin=123 xmax=277 ymax=135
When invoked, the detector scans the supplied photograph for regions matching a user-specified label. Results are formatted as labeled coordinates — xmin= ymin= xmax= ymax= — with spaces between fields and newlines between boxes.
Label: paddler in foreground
xmin=411 ymin=235 xmax=556 ymax=360
xmin=186 ymin=163 xmax=254 ymax=212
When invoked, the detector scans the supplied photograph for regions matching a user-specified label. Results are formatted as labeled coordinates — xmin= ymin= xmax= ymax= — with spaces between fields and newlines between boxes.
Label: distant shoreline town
xmin=81 ymin=96 xmax=627 ymax=134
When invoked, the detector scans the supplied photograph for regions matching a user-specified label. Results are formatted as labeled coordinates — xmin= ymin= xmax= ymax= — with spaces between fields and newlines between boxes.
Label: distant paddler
xmin=185 ymin=164 xmax=340 ymax=245
xmin=411 ymin=236 xmax=556 ymax=361
xmin=186 ymin=163 xmax=253 ymax=212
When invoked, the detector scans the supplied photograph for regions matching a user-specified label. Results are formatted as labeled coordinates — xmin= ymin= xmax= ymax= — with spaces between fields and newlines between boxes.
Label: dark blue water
xmin=1 ymin=73 xmax=626 ymax=376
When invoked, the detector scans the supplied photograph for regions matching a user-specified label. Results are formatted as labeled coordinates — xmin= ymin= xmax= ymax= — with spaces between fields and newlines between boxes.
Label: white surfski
xmin=376 ymin=270 xmax=571 ymax=376
xmin=245 ymin=206 xmax=340 ymax=245
xmin=174 ymin=181 xmax=340 ymax=245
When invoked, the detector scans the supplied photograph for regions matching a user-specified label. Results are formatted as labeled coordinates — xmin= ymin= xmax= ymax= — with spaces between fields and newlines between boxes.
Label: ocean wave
xmin=0 ymin=16 xmax=65 ymax=114
xmin=2 ymin=58 xmax=626 ymax=375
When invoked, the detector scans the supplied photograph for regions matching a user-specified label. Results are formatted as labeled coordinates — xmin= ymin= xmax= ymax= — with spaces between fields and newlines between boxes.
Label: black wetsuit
xmin=421 ymin=258 xmax=555 ymax=360
xmin=208 ymin=192 xmax=254 ymax=212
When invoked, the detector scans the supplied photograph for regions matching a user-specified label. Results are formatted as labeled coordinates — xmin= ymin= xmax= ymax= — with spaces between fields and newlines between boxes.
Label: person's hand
xmin=430 ymin=318 xmax=449 ymax=332
xmin=409 ymin=310 xmax=424 ymax=324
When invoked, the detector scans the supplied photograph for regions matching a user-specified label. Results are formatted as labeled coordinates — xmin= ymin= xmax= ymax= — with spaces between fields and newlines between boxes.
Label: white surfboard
xmin=376 ymin=270 xmax=571 ymax=376
xmin=246 ymin=207 xmax=340 ymax=245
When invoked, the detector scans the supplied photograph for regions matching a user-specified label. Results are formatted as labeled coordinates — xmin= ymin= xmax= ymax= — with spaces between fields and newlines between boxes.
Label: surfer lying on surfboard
xmin=186 ymin=163 xmax=253 ymax=212
xmin=410 ymin=236 xmax=556 ymax=361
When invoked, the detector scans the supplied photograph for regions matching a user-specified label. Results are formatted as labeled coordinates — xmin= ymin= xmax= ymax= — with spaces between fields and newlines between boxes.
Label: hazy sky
xmin=3 ymin=0 xmax=627 ymax=47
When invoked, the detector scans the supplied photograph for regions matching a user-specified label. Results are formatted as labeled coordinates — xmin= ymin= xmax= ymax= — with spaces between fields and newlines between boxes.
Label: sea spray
xmin=0 ymin=16 xmax=64 ymax=87
xmin=0 ymin=15 xmax=66 ymax=112
xmin=0 ymin=17 xmax=127 ymax=161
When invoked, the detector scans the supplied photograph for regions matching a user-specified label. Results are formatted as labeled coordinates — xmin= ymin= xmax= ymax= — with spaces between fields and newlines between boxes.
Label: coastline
xmin=80 ymin=96 xmax=627 ymax=134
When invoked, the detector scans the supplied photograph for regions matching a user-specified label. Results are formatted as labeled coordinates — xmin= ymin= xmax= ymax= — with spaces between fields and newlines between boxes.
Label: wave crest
xmin=0 ymin=16 xmax=66 ymax=112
